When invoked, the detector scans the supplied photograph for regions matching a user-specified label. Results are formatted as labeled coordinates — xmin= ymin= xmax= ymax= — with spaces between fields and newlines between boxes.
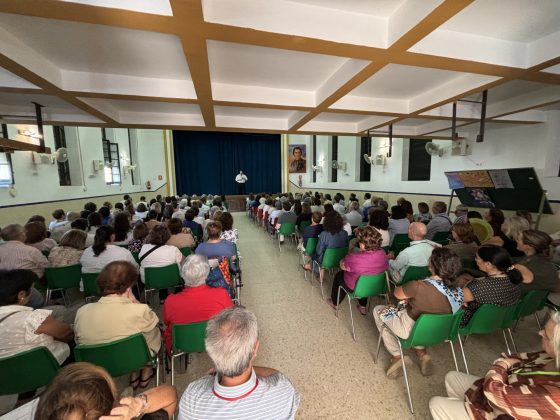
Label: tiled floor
xmin=167 ymin=213 xmax=543 ymax=419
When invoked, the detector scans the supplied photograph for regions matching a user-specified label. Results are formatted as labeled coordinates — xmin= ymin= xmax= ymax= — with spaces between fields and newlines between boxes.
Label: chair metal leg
xmin=457 ymin=334 xmax=469 ymax=375
xmin=348 ymin=296 xmax=356 ymax=341
xmin=156 ymin=354 xmax=160 ymax=386
xmin=374 ymin=325 xmax=384 ymax=364
xmin=45 ymin=289 xmax=51 ymax=305
xmin=398 ymin=341 xmax=414 ymax=414
xmin=507 ymin=328 xmax=518 ymax=354
xmin=171 ymin=354 xmax=175 ymax=386
xmin=335 ymin=287 xmax=341 ymax=318
xmin=319 ymin=269 xmax=325 ymax=299
xmin=449 ymin=340 xmax=459 ymax=372
xmin=502 ymin=329 xmax=512 ymax=355
xmin=535 ymin=312 xmax=542 ymax=330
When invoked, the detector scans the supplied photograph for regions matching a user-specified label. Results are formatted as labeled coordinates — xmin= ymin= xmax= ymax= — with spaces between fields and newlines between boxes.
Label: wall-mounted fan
xmin=53 ymin=147 xmax=68 ymax=163
xmin=363 ymin=154 xmax=375 ymax=165
xmin=425 ymin=142 xmax=445 ymax=157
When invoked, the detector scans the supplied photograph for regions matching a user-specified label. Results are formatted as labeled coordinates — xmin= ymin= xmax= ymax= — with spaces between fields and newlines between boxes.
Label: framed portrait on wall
xmin=288 ymin=144 xmax=306 ymax=173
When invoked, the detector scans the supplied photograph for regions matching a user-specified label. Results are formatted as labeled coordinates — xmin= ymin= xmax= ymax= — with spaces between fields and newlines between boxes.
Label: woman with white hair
xmin=162 ymin=254 xmax=233 ymax=354
xmin=430 ymin=312 xmax=560 ymax=419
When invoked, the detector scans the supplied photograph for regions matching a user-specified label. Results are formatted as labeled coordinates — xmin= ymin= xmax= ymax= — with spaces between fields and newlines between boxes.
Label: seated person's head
xmin=455 ymin=204 xmax=468 ymax=216
xmin=181 ymin=254 xmax=210 ymax=287
xmin=1 ymin=224 xmax=25 ymax=242
xmin=136 ymin=203 xmax=148 ymax=213
xmin=467 ymin=210 xmax=482 ymax=220
xmin=24 ymin=221 xmax=47 ymax=245
xmin=322 ymin=211 xmax=343 ymax=234
xmin=541 ymin=312 xmax=560 ymax=369
xmin=59 ymin=229 xmax=87 ymax=250
xmin=476 ymin=245 xmax=523 ymax=284
xmin=428 ymin=248 xmax=462 ymax=288
xmin=27 ymin=215 xmax=46 ymax=225
xmin=517 ymin=230 xmax=551 ymax=257
xmin=400 ymin=200 xmax=413 ymax=216
xmin=145 ymin=224 xmax=171 ymax=246
xmin=114 ymin=202 xmax=124 ymax=212
xmin=146 ymin=209 xmax=159 ymax=221
xmin=97 ymin=261 xmax=138 ymax=296
xmin=66 ymin=211 xmax=80 ymax=223
xmin=84 ymin=202 xmax=97 ymax=213
xmin=485 ymin=208 xmax=505 ymax=226
xmin=515 ymin=209 xmax=533 ymax=224
xmin=417 ymin=202 xmax=429 ymax=214
xmin=501 ymin=215 xmax=530 ymax=240
xmin=98 ymin=206 xmax=110 ymax=220
xmin=355 ymin=226 xmax=382 ymax=251
xmin=34 ymin=362 xmax=117 ymax=420
xmin=0 ymin=269 xmax=37 ymax=307
xmin=408 ymin=222 xmax=427 ymax=240
xmin=369 ymin=209 xmax=389 ymax=230
xmin=282 ymin=201 xmax=291 ymax=212
xmin=432 ymin=201 xmax=447 ymax=215
xmin=206 ymin=306 xmax=259 ymax=378
xmin=390 ymin=205 xmax=407 ymax=220
xmin=167 ymin=218 xmax=183 ymax=235
xmin=451 ymin=223 xmax=478 ymax=244
xmin=92 ymin=226 xmax=115 ymax=256
xmin=219 ymin=212 xmax=234 ymax=232
xmin=377 ymin=200 xmax=389 ymax=211
xmin=132 ymin=222 xmax=150 ymax=241
xmin=52 ymin=209 xmax=65 ymax=221
xmin=323 ymin=203 xmax=334 ymax=214
xmin=185 ymin=209 xmax=196 ymax=221
xmin=70 ymin=218 xmax=88 ymax=231
xmin=349 ymin=201 xmax=360 ymax=212
xmin=87 ymin=212 xmax=102 ymax=228
xmin=311 ymin=211 xmax=322 ymax=225
xmin=206 ymin=221 xmax=223 ymax=240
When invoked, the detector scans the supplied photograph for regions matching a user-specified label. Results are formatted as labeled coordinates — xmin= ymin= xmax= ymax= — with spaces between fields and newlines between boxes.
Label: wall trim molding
xmin=0 ymin=183 xmax=167 ymax=209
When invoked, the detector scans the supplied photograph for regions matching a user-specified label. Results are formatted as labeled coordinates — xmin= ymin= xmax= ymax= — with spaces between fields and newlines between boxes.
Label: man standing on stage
xmin=235 ymin=170 xmax=248 ymax=195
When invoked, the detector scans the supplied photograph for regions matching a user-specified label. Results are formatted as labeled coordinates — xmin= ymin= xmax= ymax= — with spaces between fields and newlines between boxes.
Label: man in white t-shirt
xmin=235 ymin=171 xmax=248 ymax=195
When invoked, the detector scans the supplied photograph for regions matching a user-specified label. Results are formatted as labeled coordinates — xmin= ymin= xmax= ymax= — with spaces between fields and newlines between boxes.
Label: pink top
xmin=343 ymin=250 xmax=388 ymax=290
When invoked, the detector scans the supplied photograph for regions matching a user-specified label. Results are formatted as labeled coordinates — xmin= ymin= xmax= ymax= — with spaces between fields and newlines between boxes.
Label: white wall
xmin=1 ymin=124 xmax=168 ymax=207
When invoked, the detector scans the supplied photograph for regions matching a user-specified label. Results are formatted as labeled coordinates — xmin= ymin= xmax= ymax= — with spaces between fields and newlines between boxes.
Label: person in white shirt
xmin=80 ymin=226 xmax=138 ymax=273
xmin=138 ymin=224 xmax=184 ymax=283
xmin=235 ymin=170 xmax=248 ymax=195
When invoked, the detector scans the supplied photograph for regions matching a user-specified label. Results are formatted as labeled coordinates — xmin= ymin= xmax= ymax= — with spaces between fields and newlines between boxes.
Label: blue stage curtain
xmin=172 ymin=131 xmax=281 ymax=195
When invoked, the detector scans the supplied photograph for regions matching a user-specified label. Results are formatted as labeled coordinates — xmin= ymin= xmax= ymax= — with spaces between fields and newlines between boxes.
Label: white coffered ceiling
xmin=0 ymin=0 xmax=559 ymax=138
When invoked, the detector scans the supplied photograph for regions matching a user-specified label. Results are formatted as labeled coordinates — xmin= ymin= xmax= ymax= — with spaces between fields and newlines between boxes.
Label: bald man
xmin=389 ymin=222 xmax=440 ymax=284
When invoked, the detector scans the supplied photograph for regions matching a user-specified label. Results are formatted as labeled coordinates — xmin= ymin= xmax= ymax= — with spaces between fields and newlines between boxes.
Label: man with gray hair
xmin=453 ymin=204 xmax=468 ymax=225
xmin=0 ymin=224 xmax=48 ymax=308
xmin=178 ymin=306 xmax=300 ymax=420
xmin=346 ymin=201 xmax=363 ymax=227
xmin=426 ymin=201 xmax=452 ymax=240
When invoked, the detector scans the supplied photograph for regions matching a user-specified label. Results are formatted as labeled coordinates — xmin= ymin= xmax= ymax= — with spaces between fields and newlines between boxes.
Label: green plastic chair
xmin=458 ymin=304 xmax=518 ymax=374
xmin=44 ymin=264 xmax=82 ymax=305
xmin=382 ymin=246 xmax=391 ymax=254
xmin=461 ymin=259 xmax=477 ymax=270
xmin=74 ymin=333 xmax=159 ymax=385
xmin=298 ymin=220 xmax=311 ymax=232
xmin=82 ymin=272 xmax=100 ymax=303
xmin=506 ymin=290 xmax=549 ymax=353
xmin=375 ymin=310 xmax=464 ymax=414
xmin=391 ymin=234 xmax=410 ymax=256
xmin=144 ymin=264 xmax=182 ymax=304
xmin=277 ymin=223 xmax=297 ymax=252
xmin=312 ymin=247 xmax=348 ymax=298
xmin=299 ymin=237 xmax=318 ymax=281
xmin=180 ymin=247 xmax=192 ymax=257
xmin=132 ymin=251 xmax=140 ymax=264
xmin=170 ymin=321 xmax=207 ymax=386
xmin=0 ymin=346 xmax=59 ymax=395
xmin=336 ymin=272 xmax=390 ymax=341
xmin=399 ymin=266 xmax=431 ymax=285
xmin=432 ymin=231 xmax=450 ymax=246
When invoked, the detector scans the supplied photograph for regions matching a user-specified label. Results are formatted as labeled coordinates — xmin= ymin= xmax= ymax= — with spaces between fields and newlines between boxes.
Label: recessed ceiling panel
xmin=0 ymin=67 xmax=39 ymax=89
xmin=214 ymin=106 xmax=295 ymax=119
xmin=61 ymin=0 xmax=173 ymax=15
xmin=0 ymin=14 xmax=191 ymax=80
xmin=313 ymin=112 xmax=370 ymax=124
xmin=288 ymin=0 xmax=406 ymax=16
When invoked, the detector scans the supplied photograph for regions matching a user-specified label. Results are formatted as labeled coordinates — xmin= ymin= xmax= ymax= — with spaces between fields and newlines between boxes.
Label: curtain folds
xmin=172 ymin=131 xmax=281 ymax=195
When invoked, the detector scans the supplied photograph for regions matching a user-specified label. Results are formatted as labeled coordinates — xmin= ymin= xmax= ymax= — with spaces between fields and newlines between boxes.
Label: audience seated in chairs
xmin=327 ymin=226 xmax=388 ymax=315
xmin=163 ymin=254 xmax=233 ymax=354
xmin=80 ymin=226 xmax=138 ymax=274
xmin=138 ymin=224 xmax=184 ymax=285
xmin=345 ymin=200 xmax=363 ymax=229
xmin=374 ymin=247 xmax=464 ymax=379
xmin=112 ymin=211 xmax=133 ymax=246
xmin=309 ymin=210 xmax=348 ymax=272
xmin=484 ymin=215 xmax=529 ymax=258
xmin=166 ymin=218 xmax=195 ymax=249
xmin=48 ymin=209 xmax=70 ymax=243
xmin=196 ymin=222 xmax=236 ymax=262
xmin=48 ymin=229 xmax=87 ymax=267
xmin=445 ymin=222 xmax=479 ymax=263
xmin=388 ymin=205 xmax=410 ymax=246
xmin=24 ymin=221 xmax=57 ymax=252
xmin=0 ymin=224 xmax=48 ymax=309
xmin=452 ymin=204 xmax=468 ymax=225
xmin=178 ymin=306 xmax=300 ymax=420
xmin=35 ymin=362 xmax=177 ymax=420
xmin=388 ymin=222 xmax=439 ymax=284
xmin=413 ymin=202 xmax=432 ymax=224
xmin=74 ymin=261 xmax=161 ymax=390
xmin=516 ymin=230 xmax=559 ymax=293
xmin=217 ymin=212 xmax=238 ymax=244
xmin=430 ymin=311 xmax=560 ymax=419
xmin=276 ymin=201 xmax=297 ymax=242
xmin=299 ymin=211 xmax=323 ymax=265
xmin=426 ymin=201 xmax=452 ymax=240
xmin=296 ymin=201 xmax=312 ymax=231
xmin=460 ymin=245 xmax=528 ymax=327
xmin=128 ymin=221 xmax=149 ymax=254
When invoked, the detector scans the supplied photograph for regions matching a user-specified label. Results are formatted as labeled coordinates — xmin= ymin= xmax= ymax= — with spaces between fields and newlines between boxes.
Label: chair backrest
xmin=514 ymin=290 xmax=549 ymax=320
xmin=382 ymin=246 xmax=391 ymax=254
xmin=172 ymin=321 xmax=208 ymax=354
xmin=391 ymin=234 xmax=411 ymax=254
xmin=401 ymin=311 xmax=463 ymax=349
xmin=278 ymin=223 xmax=296 ymax=235
xmin=401 ymin=266 xmax=431 ymax=285
xmin=180 ymin=247 xmax=192 ymax=257
xmin=74 ymin=333 xmax=152 ymax=377
xmin=353 ymin=272 xmax=388 ymax=298
xmin=145 ymin=264 xmax=181 ymax=289
xmin=305 ymin=237 xmax=318 ymax=255
xmin=0 ymin=346 xmax=59 ymax=395
xmin=321 ymin=247 xmax=348 ymax=269
xmin=432 ymin=231 xmax=450 ymax=245
xmin=82 ymin=272 xmax=100 ymax=298
xmin=45 ymin=264 xmax=82 ymax=289
xmin=460 ymin=304 xmax=516 ymax=336
xmin=462 ymin=259 xmax=477 ymax=270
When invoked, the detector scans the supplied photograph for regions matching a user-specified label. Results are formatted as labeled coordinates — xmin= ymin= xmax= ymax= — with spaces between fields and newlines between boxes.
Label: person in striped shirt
xmin=178 ymin=307 xmax=300 ymax=420
xmin=430 ymin=311 xmax=560 ymax=419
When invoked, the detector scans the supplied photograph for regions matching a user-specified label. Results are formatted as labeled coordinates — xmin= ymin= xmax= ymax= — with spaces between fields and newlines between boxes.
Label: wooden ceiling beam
xmin=0 ymin=137 xmax=51 ymax=153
